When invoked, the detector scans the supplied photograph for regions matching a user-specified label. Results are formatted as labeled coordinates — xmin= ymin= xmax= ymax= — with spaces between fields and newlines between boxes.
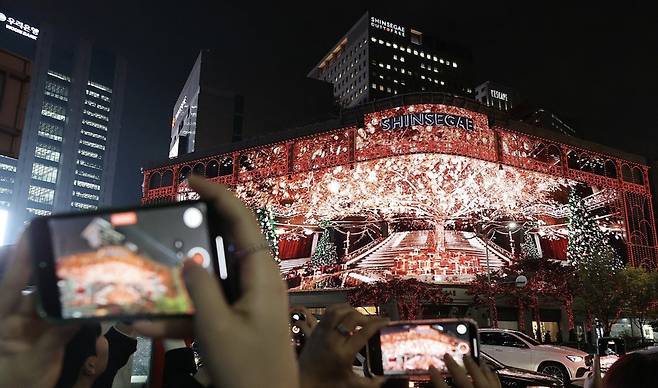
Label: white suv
xmin=480 ymin=328 xmax=590 ymax=383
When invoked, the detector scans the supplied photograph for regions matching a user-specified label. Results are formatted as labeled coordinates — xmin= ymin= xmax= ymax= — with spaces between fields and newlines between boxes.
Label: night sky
xmin=2 ymin=1 xmax=658 ymax=206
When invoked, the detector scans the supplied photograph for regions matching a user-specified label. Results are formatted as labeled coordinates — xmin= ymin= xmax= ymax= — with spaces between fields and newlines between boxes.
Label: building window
xmin=371 ymin=37 xmax=376 ymax=42
xmin=372 ymin=83 xmax=377 ymax=89
xmin=80 ymin=140 xmax=106 ymax=151
xmin=74 ymin=180 xmax=101 ymax=191
xmin=31 ymin=163 xmax=58 ymax=184
xmin=0 ymin=162 xmax=16 ymax=173
xmin=76 ymin=159 xmax=103 ymax=170
xmin=379 ymin=85 xmax=384 ymax=91
xmin=86 ymin=89 xmax=111 ymax=102
xmin=47 ymin=71 xmax=71 ymax=82
xmin=34 ymin=143 xmax=61 ymax=162
xmin=75 ymin=169 xmax=101 ymax=181
xmin=26 ymin=207 xmax=51 ymax=216
xmin=82 ymin=120 xmax=108 ymax=131
xmin=73 ymin=191 xmax=100 ymax=201
xmin=433 ymin=56 xmax=438 ymax=61
xmin=453 ymin=62 xmax=458 ymax=68
xmin=440 ymin=59 xmax=444 ymax=64
xmin=413 ymin=50 xmax=418 ymax=55
xmin=71 ymin=201 xmax=98 ymax=210
xmin=400 ymin=57 xmax=405 ymax=62
xmin=87 ymin=81 xmax=112 ymax=94
xmin=44 ymin=80 xmax=69 ymax=102
xmin=385 ymin=41 xmax=391 ymax=47
xmin=401 ymin=69 xmax=406 ymax=74
xmin=28 ymin=186 xmax=55 ymax=205
xmin=84 ymin=99 xmax=110 ymax=112
xmin=421 ymin=63 xmax=426 ymax=69
xmin=393 ymin=44 xmax=398 ymax=49
xmin=38 ymin=122 xmax=63 ymax=142
xmin=406 ymin=47 xmax=411 ymax=53
xmin=420 ymin=52 xmax=425 ymax=58
xmin=78 ymin=149 xmax=102 ymax=160
xmin=41 ymin=101 xmax=66 ymax=121
xmin=378 ymin=39 xmax=384 ymax=44
xmin=81 ymin=130 xmax=107 ymax=142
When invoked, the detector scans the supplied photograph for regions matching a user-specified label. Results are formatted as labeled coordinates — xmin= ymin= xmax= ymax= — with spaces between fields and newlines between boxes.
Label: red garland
xmin=347 ymin=278 xmax=452 ymax=320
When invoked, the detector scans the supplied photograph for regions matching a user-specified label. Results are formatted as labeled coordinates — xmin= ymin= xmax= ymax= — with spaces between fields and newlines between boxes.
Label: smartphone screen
xmin=38 ymin=201 xmax=228 ymax=319
xmin=369 ymin=320 xmax=478 ymax=376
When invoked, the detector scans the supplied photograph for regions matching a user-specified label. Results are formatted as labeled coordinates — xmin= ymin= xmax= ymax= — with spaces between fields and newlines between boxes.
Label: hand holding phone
xmin=367 ymin=319 xmax=479 ymax=377
xmin=30 ymin=200 xmax=238 ymax=321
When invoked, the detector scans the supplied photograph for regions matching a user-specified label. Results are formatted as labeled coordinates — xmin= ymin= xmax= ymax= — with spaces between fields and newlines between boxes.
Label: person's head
xmin=603 ymin=351 xmax=658 ymax=388
xmin=55 ymin=323 xmax=109 ymax=388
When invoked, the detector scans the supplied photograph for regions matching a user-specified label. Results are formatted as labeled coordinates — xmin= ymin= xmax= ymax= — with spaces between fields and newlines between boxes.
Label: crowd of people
xmin=0 ymin=176 xmax=656 ymax=388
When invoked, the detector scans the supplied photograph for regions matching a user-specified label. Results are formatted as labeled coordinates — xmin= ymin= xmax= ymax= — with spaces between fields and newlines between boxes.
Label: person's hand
xmin=298 ymin=304 xmax=388 ymax=388
xmin=584 ymin=355 xmax=602 ymax=388
xmin=290 ymin=305 xmax=318 ymax=337
xmin=430 ymin=354 xmax=501 ymax=388
xmin=134 ymin=176 xmax=298 ymax=388
xmin=0 ymin=236 xmax=79 ymax=388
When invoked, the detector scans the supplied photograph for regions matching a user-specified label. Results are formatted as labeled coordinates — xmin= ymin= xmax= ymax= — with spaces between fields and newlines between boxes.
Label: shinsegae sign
xmin=370 ymin=17 xmax=405 ymax=37
xmin=381 ymin=112 xmax=475 ymax=131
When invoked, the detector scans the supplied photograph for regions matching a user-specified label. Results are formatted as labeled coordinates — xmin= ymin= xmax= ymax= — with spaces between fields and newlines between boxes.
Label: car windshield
xmin=513 ymin=331 xmax=541 ymax=346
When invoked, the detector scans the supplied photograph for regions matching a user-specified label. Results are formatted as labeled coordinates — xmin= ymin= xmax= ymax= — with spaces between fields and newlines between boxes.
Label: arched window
xmin=206 ymin=160 xmax=219 ymax=178
xmin=632 ymin=167 xmax=644 ymax=185
xmin=148 ymin=172 xmax=161 ymax=189
xmin=621 ymin=164 xmax=633 ymax=183
xmin=604 ymin=160 xmax=617 ymax=179
xmin=220 ymin=157 xmax=233 ymax=176
xmin=193 ymin=163 xmax=205 ymax=176
xmin=161 ymin=170 xmax=174 ymax=186
xmin=179 ymin=166 xmax=192 ymax=183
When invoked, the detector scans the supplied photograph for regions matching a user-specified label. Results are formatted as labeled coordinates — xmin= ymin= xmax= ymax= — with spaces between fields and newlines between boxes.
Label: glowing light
xmin=0 ymin=209 xmax=7 ymax=245
xmin=507 ymin=222 xmax=518 ymax=230
xmin=183 ymin=207 xmax=203 ymax=229
xmin=327 ymin=180 xmax=341 ymax=193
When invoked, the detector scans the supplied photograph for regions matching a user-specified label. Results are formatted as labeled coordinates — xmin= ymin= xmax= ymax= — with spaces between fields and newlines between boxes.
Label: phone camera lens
xmin=174 ymin=240 xmax=184 ymax=249
xmin=456 ymin=324 xmax=467 ymax=335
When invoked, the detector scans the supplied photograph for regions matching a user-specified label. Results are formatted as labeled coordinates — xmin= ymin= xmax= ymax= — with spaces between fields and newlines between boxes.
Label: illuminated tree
xmin=310 ymin=221 xmax=338 ymax=268
xmin=236 ymin=155 xmax=572 ymax=252
xmin=256 ymin=207 xmax=279 ymax=263
xmin=521 ymin=231 xmax=541 ymax=260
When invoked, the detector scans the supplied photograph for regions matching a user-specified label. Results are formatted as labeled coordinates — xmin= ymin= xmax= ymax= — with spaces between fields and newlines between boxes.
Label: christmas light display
xmin=142 ymin=102 xmax=658 ymax=294
xmin=310 ymin=221 xmax=338 ymax=268
xmin=256 ymin=207 xmax=279 ymax=263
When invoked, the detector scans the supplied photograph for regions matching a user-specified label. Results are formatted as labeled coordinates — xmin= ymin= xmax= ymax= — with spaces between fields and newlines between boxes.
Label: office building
xmin=0 ymin=13 xmax=126 ymax=241
xmin=0 ymin=48 xmax=30 ymax=158
xmin=518 ymin=107 xmax=577 ymax=137
xmin=474 ymin=81 xmax=519 ymax=112
xmin=170 ymin=49 xmax=335 ymax=158
xmin=308 ymin=12 xmax=473 ymax=108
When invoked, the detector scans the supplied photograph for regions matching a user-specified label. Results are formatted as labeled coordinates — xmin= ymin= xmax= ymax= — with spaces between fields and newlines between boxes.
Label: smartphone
xmin=290 ymin=311 xmax=306 ymax=352
xmin=367 ymin=319 xmax=479 ymax=377
xmin=30 ymin=200 xmax=239 ymax=320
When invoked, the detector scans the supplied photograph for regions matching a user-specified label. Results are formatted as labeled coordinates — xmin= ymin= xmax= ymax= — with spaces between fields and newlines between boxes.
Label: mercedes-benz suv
xmin=480 ymin=328 xmax=590 ymax=383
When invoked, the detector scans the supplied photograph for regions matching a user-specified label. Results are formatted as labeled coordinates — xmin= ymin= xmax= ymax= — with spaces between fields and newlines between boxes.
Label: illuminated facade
xmin=308 ymin=12 xmax=472 ymax=108
xmin=143 ymin=93 xmax=657 ymax=294
xmin=1 ymin=22 xmax=126 ymax=242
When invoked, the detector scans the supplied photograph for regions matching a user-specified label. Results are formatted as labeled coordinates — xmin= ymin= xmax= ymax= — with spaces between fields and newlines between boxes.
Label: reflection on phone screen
xmin=380 ymin=323 xmax=471 ymax=375
xmin=49 ymin=203 xmax=216 ymax=318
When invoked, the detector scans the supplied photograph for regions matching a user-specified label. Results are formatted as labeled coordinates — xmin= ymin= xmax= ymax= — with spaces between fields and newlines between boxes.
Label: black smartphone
xmin=290 ymin=311 xmax=307 ymax=352
xmin=30 ymin=200 xmax=240 ymax=321
xmin=367 ymin=319 xmax=479 ymax=377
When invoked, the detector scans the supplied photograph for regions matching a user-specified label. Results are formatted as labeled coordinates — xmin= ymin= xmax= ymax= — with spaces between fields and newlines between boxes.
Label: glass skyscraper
xmin=0 ymin=20 xmax=126 ymax=242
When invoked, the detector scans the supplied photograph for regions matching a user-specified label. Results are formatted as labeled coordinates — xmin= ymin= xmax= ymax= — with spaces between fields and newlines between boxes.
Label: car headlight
xmin=566 ymin=355 xmax=584 ymax=363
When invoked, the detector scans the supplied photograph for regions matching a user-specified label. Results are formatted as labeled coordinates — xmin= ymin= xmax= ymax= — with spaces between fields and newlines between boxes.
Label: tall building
xmin=169 ymin=50 xmax=244 ymax=158
xmin=0 ymin=16 xmax=126 ymax=242
xmin=0 ymin=48 xmax=31 ymax=158
xmin=474 ymin=81 xmax=519 ymax=112
xmin=169 ymin=49 xmax=335 ymax=158
xmin=307 ymin=12 xmax=472 ymax=108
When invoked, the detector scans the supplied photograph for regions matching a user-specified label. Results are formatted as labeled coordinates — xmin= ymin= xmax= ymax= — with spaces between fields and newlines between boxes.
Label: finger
xmin=444 ymin=353 xmax=473 ymax=388
xmin=0 ymin=236 xmax=32 ymax=315
xmin=183 ymin=260 xmax=234 ymax=343
xmin=17 ymin=292 xmax=37 ymax=317
xmin=480 ymin=361 xmax=501 ymax=388
xmin=350 ymin=375 xmax=387 ymax=388
xmin=430 ymin=365 xmax=450 ymax=388
xmin=35 ymin=324 xmax=80 ymax=355
xmin=319 ymin=304 xmax=356 ymax=330
xmin=188 ymin=176 xmax=263 ymax=249
xmin=593 ymin=355 xmax=602 ymax=385
xmin=463 ymin=355 xmax=488 ymax=388
xmin=348 ymin=317 xmax=389 ymax=354
xmin=0 ymin=339 xmax=31 ymax=353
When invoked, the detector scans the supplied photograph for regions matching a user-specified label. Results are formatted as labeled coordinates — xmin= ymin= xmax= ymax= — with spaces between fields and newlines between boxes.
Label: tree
xmin=256 ymin=207 xmax=280 ymax=263
xmin=568 ymin=190 xmax=625 ymax=334
xmin=521 ymin=231 xmax=541 ymax=260
xmin=310 ymin=221 xmax=338 ymax=268
xmin=467 ymin=272 xmax=505 ymax=327
xmin=620 ymin=267 xmax=658 ymax=343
